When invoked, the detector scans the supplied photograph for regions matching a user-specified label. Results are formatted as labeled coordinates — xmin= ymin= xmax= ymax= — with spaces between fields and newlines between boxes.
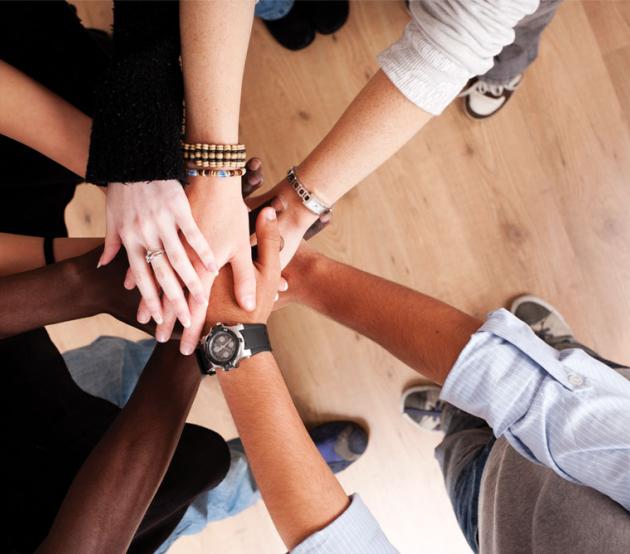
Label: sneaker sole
xmin=400 ymin=384 xmax=442 ymax=430
xmin=509 ymin=294 xmax=571 ymax=330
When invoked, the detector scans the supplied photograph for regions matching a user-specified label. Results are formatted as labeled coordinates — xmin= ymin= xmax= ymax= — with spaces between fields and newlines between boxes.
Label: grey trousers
xmin=482 ymin=0 xmax=564 ymax=84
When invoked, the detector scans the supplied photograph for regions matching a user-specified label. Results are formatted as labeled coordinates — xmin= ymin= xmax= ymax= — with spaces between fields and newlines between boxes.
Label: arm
xmin=0 ymin=60 xmax=90 ymax=176
xmin=251 ymin=0 xmax=541 ymax=266
xmin=161 ymin=0 xmax=257 ymax=354
xmin=209 ymin=211 xmax=394 ymax=551
xmin=282 ymin=247 xmax=630 ymax=511
xmin=282 ymin=246 xmax=481 ymax=385
xmin=38 ymin=342 xmax=201 ymax=553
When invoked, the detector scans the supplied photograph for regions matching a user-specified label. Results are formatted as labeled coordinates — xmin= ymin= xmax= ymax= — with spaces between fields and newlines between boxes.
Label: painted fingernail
xmin=264 ymin=208 xmax=276 ymax=221
xmin=243 ymin=295 xmax=256 ymax=312
xmin=181 ymin=344 xmax=195 ymax=356
xmin=279 ymin=280 xmax=289 ymax=292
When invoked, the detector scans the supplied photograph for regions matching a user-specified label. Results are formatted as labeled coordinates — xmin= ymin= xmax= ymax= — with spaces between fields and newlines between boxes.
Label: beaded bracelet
xmin=187 ymin=167 xmax=247 ymax=178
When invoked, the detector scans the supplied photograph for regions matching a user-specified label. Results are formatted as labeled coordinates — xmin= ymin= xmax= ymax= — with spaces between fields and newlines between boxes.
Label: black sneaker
xmin=401 ymin=385 xmax=443 ymax=431
xmin=301 ymin=0 xmax=349 ymax=35
xmin=262 ymin=3 xmax=315 ymax=51
xmin=459 ymin=74 xmax=523 ymax=119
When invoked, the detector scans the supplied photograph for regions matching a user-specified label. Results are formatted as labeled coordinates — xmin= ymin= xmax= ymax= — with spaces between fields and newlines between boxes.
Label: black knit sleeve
xmin=86 ymin=1 xmax=185 ymax=185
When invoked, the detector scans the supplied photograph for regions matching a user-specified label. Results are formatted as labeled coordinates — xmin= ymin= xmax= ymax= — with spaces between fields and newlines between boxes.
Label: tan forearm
xmin=0 ymin=60 xmax=90 ymax=177
xmin=296 ymin=70 xmax=432 ymax=205
xmin=296 ymin=253 xmax=481 ymax=384
xmin=217 ymin=353 xmax=349 ymax=549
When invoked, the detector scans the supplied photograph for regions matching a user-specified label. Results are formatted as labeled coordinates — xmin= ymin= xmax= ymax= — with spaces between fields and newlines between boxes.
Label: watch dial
xmin=209 ymin=331 xmax=238 ymax=363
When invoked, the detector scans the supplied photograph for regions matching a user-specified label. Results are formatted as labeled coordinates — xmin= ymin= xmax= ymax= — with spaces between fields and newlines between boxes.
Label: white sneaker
xmin=459 ymin=74 xmax=523 ymax=119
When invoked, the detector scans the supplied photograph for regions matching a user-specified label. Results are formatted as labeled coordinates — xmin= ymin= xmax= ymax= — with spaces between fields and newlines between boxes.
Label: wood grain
xmin=55 ymin=2 xmax=630 ymax=553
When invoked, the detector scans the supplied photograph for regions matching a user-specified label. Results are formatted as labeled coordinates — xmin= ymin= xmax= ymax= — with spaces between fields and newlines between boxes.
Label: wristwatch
xmin=196 ymin=323 xmax=271 ymax=375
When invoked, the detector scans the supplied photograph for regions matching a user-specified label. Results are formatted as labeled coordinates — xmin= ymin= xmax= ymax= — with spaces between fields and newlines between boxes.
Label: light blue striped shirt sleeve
xmin=441 ymin=308 xmax=630 ymax=511
xmin=290 ymin=495 xmax=398 ymax=554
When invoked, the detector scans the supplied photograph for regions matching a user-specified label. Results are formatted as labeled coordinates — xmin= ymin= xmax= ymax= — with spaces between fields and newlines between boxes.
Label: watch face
xmin=208 ymin=329 xmax=239 ymax=365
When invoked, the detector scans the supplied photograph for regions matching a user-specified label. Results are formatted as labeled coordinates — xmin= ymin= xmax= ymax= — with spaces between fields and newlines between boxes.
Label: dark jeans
xmin=0 ymin=329 xmax=230 ymax=553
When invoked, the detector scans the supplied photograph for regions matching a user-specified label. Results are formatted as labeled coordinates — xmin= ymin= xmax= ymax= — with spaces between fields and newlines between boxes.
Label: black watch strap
xmin=241 ymin=324 xmax=272 ymax=356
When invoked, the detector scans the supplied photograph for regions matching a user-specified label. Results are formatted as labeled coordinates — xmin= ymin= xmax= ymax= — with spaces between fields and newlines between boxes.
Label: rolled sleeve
xmin=378 ymin=0 xmax=539 ymax=114
xmin=291 ymin=495 xmax=398 ymax=554
xmin=441 ymin=308 xmax=630 ymax=510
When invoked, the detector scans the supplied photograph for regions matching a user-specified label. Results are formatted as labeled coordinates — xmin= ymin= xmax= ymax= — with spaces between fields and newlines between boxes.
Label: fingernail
xmin=156 ymin=331 xmax=168 ymax=343
xmin=138 ymin=313 xmax=150 ymax=325
xmin=181 ymin=316 xmax=191 ymax=328
xmin=181 ymin=344 xmax=195 ymax=356
xmin=153 ymin=313 xmax=163 ymax=325
xmin=271 ymin=196 xmax=286 ymax=212
xmin=249 ymin=158 xmax=261 ymax=170
xmin=264 ymin=208 xmax=276 ymax=221
xmin=279 ymin=280 xmax=289 ymax=292
xmin=274 ymin=293 xmax=279 ymax=301
xmin=96 ymin=261 xmax=102 ymax=269
xmin=243 ymin=295 xmax=256 ymax=312
xmin=206 ymin=260 xmax=219 ymax=274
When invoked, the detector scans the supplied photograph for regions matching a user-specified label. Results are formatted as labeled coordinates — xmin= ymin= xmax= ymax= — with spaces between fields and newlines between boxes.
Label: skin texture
xmin=278 ymin=242 xmax=482 ymax=385
xmin=174 ymin=0 xmax=257 ymax=357
xmin=249 ymin=69 xmax=434 ymax=267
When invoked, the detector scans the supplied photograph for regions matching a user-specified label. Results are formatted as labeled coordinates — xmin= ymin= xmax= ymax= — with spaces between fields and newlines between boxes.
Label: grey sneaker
xmin=401 ymin=385 xmax=443 ymax=431
xmin=510 ymin=294 xmax=576 ymax=349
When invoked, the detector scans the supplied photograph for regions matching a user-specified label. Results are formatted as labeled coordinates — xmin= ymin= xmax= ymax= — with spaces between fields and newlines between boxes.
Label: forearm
xmin=39 ymin=343 xmax=202 ymax=553
xmin=295 ymin=253 xmax=481 ymax=384
xmin=180 ymin=0 xmax=255 ymax=208
xmin=0 ymin=60 xmax=90 ymax=176
xmin=0 ymin=234 xmax=101 ymax=277
xmin=217 ymin=353 xmax=349 ymax=549
xmin=296 ymin=70 xmax=432 ymax=205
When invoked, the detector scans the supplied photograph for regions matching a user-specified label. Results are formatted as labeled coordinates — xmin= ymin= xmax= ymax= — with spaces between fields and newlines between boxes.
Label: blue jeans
xmin=255 ymin=0 xmax=294 ymax=21
xmin=433 ymin=404 xmax=495 ymax=554
xmin=63 ymin=337 xmax=260 ymax=554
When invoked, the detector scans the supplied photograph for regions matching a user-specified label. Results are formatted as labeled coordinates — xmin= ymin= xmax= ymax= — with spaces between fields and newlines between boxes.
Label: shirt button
xmin=568 ymin=373 xmax=584 ymax=387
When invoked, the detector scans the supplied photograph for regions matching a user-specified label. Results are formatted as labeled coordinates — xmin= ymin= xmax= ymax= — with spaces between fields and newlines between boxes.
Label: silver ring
xmin=145 ymin=249 xmax=165 ymax=264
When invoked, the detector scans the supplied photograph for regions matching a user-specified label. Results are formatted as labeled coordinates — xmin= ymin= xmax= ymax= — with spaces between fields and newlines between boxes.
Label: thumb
xmin=98 ymin=228 xmax=122 ymax=268
xmin=255 ymin=207 xmax=282 ymax=275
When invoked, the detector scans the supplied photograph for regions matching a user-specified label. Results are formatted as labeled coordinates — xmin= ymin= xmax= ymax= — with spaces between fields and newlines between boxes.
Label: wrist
xmin=276 ymin=178 xmax=319 ymax=230
xmin=289 ymin=250 xmax=330 ymax=307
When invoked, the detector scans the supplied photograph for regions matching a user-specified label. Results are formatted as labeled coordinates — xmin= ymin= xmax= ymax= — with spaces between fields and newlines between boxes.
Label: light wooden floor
xmin=54 ymin=2 xmax=630 ymax=553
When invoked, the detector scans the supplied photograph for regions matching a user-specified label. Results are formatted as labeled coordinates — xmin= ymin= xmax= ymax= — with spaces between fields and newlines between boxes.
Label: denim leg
xmin=255 ymin=0 xmax=294 ymax=21
xmin=434 ymin=404 xmax=495 ymax=553
xmin=481 ymin=0 xmax=564 ymax=84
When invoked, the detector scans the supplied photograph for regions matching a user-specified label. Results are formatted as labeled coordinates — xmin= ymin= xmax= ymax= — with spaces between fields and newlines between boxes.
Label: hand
xmin=204 ymin=206 xmax=282 ymax=329
xmin=273 ymin=240 xmax=323 ymax=311
xmin=246 ymin=178 xmax=323 ymax=268
xmin=99 ymin=179 xmax=217 ymax=327
xmin=150 ymin=159 xmax=266 ymax=354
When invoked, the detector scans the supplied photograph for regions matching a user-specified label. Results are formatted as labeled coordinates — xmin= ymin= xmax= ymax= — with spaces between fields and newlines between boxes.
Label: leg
xmin=482 ymin=0 xmax=564 ymax=84
xmin=511 ymin=295 xmax=629 ymax=370
xmin=402 ymin=386 xmax=494 ymax=553
xmin=1 ymin=329 xmax=229 ymax=552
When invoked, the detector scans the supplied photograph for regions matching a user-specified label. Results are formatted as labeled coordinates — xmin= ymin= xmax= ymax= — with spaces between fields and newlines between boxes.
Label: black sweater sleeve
xmin=86 ymin=1 xmax=184 ymax=185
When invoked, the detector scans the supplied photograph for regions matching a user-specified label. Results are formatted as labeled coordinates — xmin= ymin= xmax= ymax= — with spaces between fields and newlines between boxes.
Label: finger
xmin=230 ymin=245 xmax=257 ymax=312
xmin=255 ymin=207 xmax=282 ymax=275
xmin=242 ymin=157 xmax=263 ymax=199
xmin=161 ymin=230 xmax=208 ymax=304
xmin=279 ymin=277 xmax=289 ymax=292
xmin=137 ymin=297 xmax=152 ymax=325
xmin=248 ymin=195 xmax=287 ymax=236
xmin=156 ymin=300 xmax=178 ymax=343
xmin=175 ymin=209 xmax=218 ymax=274
xmin=150 ymin=255 xmax=192 ymax=328
xmin=124 ymin=268 xmax=136 ymax=290
xmin=128 ymin=248 xmax=163 ymax=324
xmin=179 ymin=302 xmax=206 ymax=356
xmin=98 ymin=228 xmax=122 ymax=268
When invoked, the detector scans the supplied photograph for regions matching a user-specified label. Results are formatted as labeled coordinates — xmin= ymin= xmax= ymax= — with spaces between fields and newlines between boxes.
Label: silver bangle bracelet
xmin=287 ymin=167 xmax=333 ymax=216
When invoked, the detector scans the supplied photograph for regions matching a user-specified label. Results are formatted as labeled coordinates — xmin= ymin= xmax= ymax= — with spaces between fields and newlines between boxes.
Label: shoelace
xmin=463 ymin=75 xmax=522 ymax=97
